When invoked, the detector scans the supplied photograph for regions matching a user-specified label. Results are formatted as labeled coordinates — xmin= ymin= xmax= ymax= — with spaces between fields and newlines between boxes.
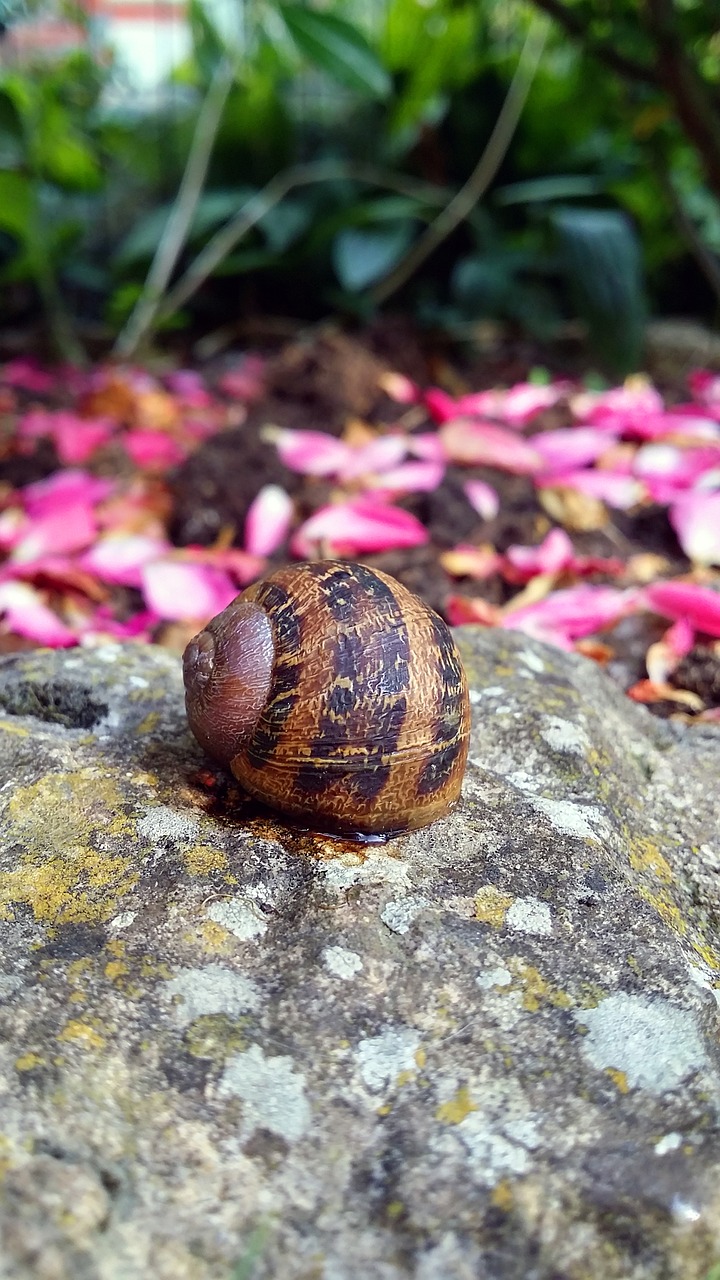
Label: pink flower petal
xmin=440 ymin=419 xmax=544 ymax=474
xmin=505 ymin=528 xmax=574 ymax=580
xmin=407 ymin=432 xmax=446 ymax=463
xmin=538 ymin=469 xmax=644 ymax=509
xmin=165 ymin=369 xmax=213 ymax=408
xmin=2 ymin=358 xmax=57 ymax=393
xmin=141 ymin=560 xmax=238 ymax=621
xmin=669 ymin=490 xmax=720 ymax=565
xmin=532 ymin=426 xmax=613 ymax=473
xmin=366 ymin=461 xmax=445 ymax=494
xmin=379 ymin=372 xmax=420 ymax=404
xmin=22 ymin=469 xmax=114 ymax=518
xmin=123 ymin=430 xmax=188 ymax=470
xmin=339 ymin=435 xmax=407 ymax=481
xmin=495 ymin=382 xmax=567 ymax=425
xmin=645 ymin=581 xmax=720 ymax=637
xmin=0 ymin=581 xmax=76 ymax=646
xmin=79 ymin=608 xmax=158 ymax=643
xmin=291 ymin=497 xmax=428 ymax=557
xmin=633 ymin=443 xmax=720 ymax=494
xmin=576 ymin=378 xmax=664 ymax=428
xmin=463 ymin=479 xmax=500 ymax=521
xmin=424 ymin=388 xmax=460 ymax=424
xmin=503 ymin=585 xmax=638 ymax=648
xmin=80 ymin=534 xmax=171 ymax=587
xmin=688 ymin=369 xmax=720 ymax=406
xmin=52 ymin=413 xmax=115 ymax=464
xmin=244 ymin=485 xmax=293 ymax=557
xmin=10 ymin=504 xmax=97 ymax=563
xmin=272 ymin=428 xmax=351 ymax=477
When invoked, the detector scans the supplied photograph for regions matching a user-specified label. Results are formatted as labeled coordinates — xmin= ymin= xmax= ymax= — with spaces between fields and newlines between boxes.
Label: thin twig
xmin=113 ymin=54 xmax=238 ymax=361
xmin=154 ymin=161 xmax=451 ymax=322
xmin=368 ymin=17 xmax=550 ymax=306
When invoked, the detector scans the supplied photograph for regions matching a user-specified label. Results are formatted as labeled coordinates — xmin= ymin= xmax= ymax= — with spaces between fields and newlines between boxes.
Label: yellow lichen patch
xmin=104 ymin=960 xmax=129 ymax=983
xmin=0 ymin=719 xmax=30 ymax=737
xmin=507 ymin=959 xmax=573 ymax=1013
xmin=491 ymin=1180 xmax=514 ymax=1212
xmin=184 ymin=1014 xmax=248 ymax=1063
xmin=136 ymin=711 xmax=160 ymax=735
xmin=58 ymin=1020 xmax=105 ymax=1051
xmin=0 ymin=772 xmax=139 ymax=924
xmin=639 ymin=887 xmax=688 ymax=936
xmin=15 ymin=1052 xmax=45 ymax=1072
xmin=414 ymin=1047 xmax=427 ymax=1069
xmin=436 ymin=1086 xmax=478 ymax=1124
xmin=183 ymin=844 xmax=228 ymax=876
xmin=105 ymin=939 xmax=126 ymax=959
xmin=386 ymin=1201 xmax=404 ymax=1222
xmin=395 ymin=1069 xmax=416 ymax=1088
xmin=7 ymin=771 xmax=130 ymax=845
xmin=691 ymin=941 xmax=720 ymax=972
xmin=475 ymin=886 xmax=514 ymax=927
xmin=198 ymin=920 xmax=236 ymax=955
xmin=0 ymin=848 xmax=138 ymax=925
xmin=629 ymin=838 xmax=673 ymax=883
xmin=606 ymin=1068 xmax=630 ymax=1094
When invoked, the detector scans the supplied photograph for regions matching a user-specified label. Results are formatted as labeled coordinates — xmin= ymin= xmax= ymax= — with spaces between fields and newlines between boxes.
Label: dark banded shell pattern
xmin=184 ymin=561 xmax=470 ymax=836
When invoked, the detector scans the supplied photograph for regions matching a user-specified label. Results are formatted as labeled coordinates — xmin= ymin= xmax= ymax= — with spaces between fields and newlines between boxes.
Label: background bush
xmin=0 ymin=0 xmax=718 ymax=372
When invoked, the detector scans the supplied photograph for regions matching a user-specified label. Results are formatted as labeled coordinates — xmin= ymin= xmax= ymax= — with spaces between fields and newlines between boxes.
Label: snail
xmin=183 ymin=560 xmax=470 ymax=838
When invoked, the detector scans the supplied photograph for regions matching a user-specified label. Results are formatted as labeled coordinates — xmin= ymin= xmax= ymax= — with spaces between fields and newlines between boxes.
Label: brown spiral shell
xmin=183 ymin=560 xmax=470 ymax=837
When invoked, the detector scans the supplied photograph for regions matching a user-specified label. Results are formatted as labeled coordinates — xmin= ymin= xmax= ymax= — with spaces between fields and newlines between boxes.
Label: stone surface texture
xmin=0 ymin=629 xmax=719 ymax=1280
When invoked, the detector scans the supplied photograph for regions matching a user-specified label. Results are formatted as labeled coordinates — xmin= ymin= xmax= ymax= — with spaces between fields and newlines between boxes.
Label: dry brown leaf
xmin=539 ymin=486 xmax=608 ymax=532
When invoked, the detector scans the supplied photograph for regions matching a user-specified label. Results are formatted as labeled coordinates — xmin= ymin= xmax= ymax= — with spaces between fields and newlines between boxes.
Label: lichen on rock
xmin=0 ymin=631 xmax=719 ymax=1279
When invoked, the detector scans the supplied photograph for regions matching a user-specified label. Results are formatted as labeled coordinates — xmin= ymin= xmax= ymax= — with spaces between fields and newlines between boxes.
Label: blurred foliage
xmin=0 ymin=0 xmax=718 ymax=370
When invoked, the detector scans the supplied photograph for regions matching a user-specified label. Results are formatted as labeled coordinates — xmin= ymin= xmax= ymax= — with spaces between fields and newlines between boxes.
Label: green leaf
xmin=332 ymin=224 xmax=413 ymax=291
xmin=0 ymin=171 xmax=33 ymax=241
xmin=551 ymin=206 xmax=647 ymax=376
xmin=495 ymin=175 xmax=608 ymax=206
xmin=280 ymin=5 xmax=391 ymax=100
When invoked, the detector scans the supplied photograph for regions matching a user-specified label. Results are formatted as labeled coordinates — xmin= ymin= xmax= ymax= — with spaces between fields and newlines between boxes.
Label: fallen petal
xmin=244 ymin=485 xmax=293 ymax=557
xmin=0 ymin=581 xmax=76 ymax=646
xmin=440 ymin=419 xmax=544 ymax=474
xmin=463 ymin=479 xmax=500 ymax=522
xmin=646 ymin=617 xmax=696 ymax=684
xmin=291 ymin=497 xmax=428 ymax=557
xmin=445 ymin=595 xmax=501 ymax=626
xmin=669 ymin=491 xmax=720 ymax=566
xmin=271 ymin=427 xmax=351 ymax=477
xmin=440 ymin=544 xmax=502 ymax=580
xmin=644 ymin=581 xmax=720 ymax=637
xmin=365 ymin=461 xmax=445 ymax=494
xmin=80 ymin=534 xmax=171 ymax=587
xmin=141 ymin=560 xmax=238 ymax=621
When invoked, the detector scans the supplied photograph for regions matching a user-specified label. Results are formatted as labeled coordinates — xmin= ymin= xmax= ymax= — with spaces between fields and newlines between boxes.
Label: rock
xmin=0 ymin=631 xmax=719 ymax=1280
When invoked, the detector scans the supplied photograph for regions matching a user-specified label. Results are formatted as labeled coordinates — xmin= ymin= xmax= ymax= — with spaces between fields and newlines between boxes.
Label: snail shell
xmin=183 ymin=560 xmax=470 ymax=837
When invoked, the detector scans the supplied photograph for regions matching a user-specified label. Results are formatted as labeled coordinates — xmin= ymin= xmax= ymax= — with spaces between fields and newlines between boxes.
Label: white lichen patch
xmin=518 ymin=649 xmax=546 ymax=674
xmin=207 ymin=897 xmax=268 ymax=941
xmin=217 ymin=1043 xmax=311 ymax=1141
xmin=540 ymin=716 xmax=591 ymax=755
xmin=436 ymin=1076 xmax=541 ymax=1184
xmin=356 ymin=1027 xmax=421 ymax=1093
xmin=164 ymin=964 xmax=260 ymax=1025
xmin=531 ymin=797 xmax=608 ymax=841
xmin=575 ymin=993 xmax=712 ymax=1094
xmin=655 ymin=1132 xmax=683 ymax=1155
xmin=505 ymin=896 xmax=552 ymax=937
xmin=469 ymin=685 xmax=506 ymax=703
xmin=138 ymin=806 xmax=199 ymax=845
xmin=380 ymin=895 xmax=429 ymax=935
xmin=323 ymin=854 xmax=412 ymax=893
xmin=323 ymin=946 xmax=363 ymax=979
xmin=108 ymin=911 xmax=136 ymax=931
xmin=476 ymin=966 xmax=513 ymax=990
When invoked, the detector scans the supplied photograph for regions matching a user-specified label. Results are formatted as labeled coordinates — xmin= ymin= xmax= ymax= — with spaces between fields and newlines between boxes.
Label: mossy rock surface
xmin=0 ymin=631 xmax=719 ymax=1280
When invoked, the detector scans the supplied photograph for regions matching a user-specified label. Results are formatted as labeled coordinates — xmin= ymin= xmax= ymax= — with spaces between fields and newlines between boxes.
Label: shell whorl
xmin=221 ymin=561 xmax=470 ymax=836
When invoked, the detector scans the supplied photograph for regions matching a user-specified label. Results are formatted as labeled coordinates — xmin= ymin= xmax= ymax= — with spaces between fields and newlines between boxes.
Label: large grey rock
xmin=0 ymin=630 xmax=719 ymax=1280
